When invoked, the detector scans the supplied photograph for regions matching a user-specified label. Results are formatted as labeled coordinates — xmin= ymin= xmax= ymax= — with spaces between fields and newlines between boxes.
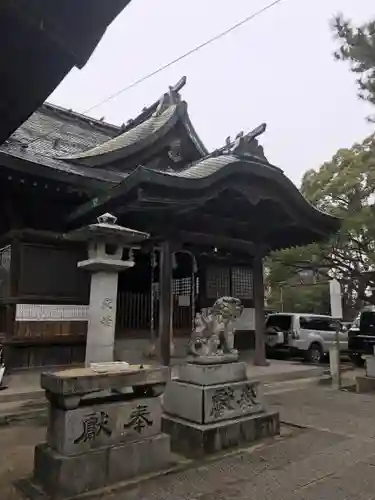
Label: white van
xmin=265 ymin=313 xmax=348 ymax=363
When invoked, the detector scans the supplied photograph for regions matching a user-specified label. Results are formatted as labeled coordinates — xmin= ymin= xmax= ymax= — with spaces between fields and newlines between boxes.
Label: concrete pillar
xmin=85 ymin=272 xmax=119 ymax=363
xmin=329 ymin=345 xmax=341 ymax=390
xmin=67 ymin=213 xmax=149 ymax=366
xmin=253 ymin=253 xmax=268 ymax=366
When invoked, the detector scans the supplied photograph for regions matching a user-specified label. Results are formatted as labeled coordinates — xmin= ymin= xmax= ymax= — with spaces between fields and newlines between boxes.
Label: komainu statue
xmin=188 ymin=296 xmax=243 ymax=360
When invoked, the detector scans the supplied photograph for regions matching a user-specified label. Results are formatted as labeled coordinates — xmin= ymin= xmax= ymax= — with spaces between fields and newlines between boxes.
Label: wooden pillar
xmin=253 ymin=253 xmax=268 ymax=366
xmin=159 ymin=241 xmax=173 ymax=366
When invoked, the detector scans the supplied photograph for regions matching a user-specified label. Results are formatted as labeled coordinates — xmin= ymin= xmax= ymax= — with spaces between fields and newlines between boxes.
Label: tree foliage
xmin=332 ymin=14 xmax=375 ymax=120
xmin=266 ymin=134 xmax=375 ymax=319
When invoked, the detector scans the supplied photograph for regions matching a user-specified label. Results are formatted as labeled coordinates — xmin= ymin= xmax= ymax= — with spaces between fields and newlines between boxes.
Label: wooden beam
xmin=171 ymin=230 xmax=268 ymax=255
xmin=158 ymin=240 xmax=173 ymax=366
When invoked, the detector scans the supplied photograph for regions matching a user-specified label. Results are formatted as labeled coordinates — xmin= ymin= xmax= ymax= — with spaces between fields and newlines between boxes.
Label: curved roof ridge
xmin=56 ymin=76 xmax=208 ymax=169
xmin=117 ymin=76 xmax=187 ymax=134
xmin=156 ymin=154 xmax=339 ymax=224
xmin=57 ymin=101 xmax=180 ymax=167
xmin=180 ymin=109 xmax=208 ymax=157
xmin=172 ymin=122 xmax=281 ymax=175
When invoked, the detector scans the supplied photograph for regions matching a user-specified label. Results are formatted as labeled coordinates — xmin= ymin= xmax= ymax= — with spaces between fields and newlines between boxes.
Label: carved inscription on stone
xmin=210 ymin=387 xmax=235 ymax=419
xmin=123 ymin=404 xmax=153 ymax=434
xmin=100 ymin=297 xmax=114 ymax=327
xmin=47 ymin=398 xmax=161 ymax=456
xmin=74 ymin=411 xmax=112 ymax=444
xmin=205 ymin=381 xmax=264 ymax=424
xmin=237 ymin=384 xmax=259 ymax=410
xmin=100 ymin=315 xmax=113 ymax=327
xmin=102 ymin=298 xmax=113 ymax=310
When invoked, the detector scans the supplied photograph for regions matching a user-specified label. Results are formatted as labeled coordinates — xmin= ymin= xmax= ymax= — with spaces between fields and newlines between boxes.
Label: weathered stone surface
xmin=356 ymin=375 xmax=375 ymax=393
xmin=188 ymin=353 xmax=239 ymax=364
xmin=365 ymin=356 xmax=375 ymax=378
xmin=162 ymin=410 xmax=280 ymax=458
xmin=33 ymin=434 xmax=171 ymax=499
xmin=34 ymin=443 xmax=107 ymax=499
xmin=163 ymin=379 xmax=264 ymax=424
xmin=178 ymin=361 xmax=247 ymax=386
xmin=41 ymin=365 xmax=169 ymax=397
xmin=107 ymin=433 xmax=171 ymax=484
xmin=85 ymin=272 xmax=118 ymax=365
xmin=47 ymin=397 xmax=162 ymax=455
xmin=329 ymin=345 xmax=340 ymax=390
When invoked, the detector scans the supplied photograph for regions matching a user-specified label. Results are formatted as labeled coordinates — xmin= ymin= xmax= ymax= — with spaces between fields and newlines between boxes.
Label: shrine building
xmin=0 ymin=77 xmax=340 ymax=369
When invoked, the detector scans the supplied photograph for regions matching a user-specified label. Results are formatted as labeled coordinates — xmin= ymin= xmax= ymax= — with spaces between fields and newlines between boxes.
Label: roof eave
xmin=66 ymin=156 xmax=341 ymax=240
xmin=177 ymin=103 xmax=208 ymax=157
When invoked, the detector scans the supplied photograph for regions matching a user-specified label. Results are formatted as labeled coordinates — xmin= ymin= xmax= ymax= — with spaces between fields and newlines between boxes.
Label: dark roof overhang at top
xmin=0 ymin=0 xmax=132 ymax=145
xmin=66 ymin=127 xmax=340 ymax=253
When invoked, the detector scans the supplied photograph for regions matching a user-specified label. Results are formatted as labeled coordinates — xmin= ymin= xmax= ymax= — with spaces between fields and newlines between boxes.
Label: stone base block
xmin=365 ymin=356 xmax=375 ymax=378
xmin=32 ymin=433 xmax=171 ymax=499
xmin=163 ymin=379 xmax=264 ymax=424
xmin=47 ymin=396 xmax=162 ymax=456
xmin=178 ymin=362 xmax=247 ymax=386
xmin=162 ymin=410 xmax=280 ymax=458
xmin=188 ymin=353 xmax=238 ymax=364
xmin=33 ymin=443 xmax=106 ymax=499
xmin=107 ymin=432 xmax=171 ymax=485
xmin=356 ymin=375 xmax=375 ymax=393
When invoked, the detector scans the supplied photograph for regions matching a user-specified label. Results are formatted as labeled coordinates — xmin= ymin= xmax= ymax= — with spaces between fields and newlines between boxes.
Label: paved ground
xmin=0 ymin=355 xmax=324 ymax=409
xmin=101 ymin=385 xmax=375 ymax=500
xmin=2 ymin=379 xmax=375 ymax=499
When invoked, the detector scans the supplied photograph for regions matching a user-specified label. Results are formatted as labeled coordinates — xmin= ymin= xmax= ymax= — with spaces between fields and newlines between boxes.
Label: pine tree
xmin=332 ymin=15 xmax=375 ymax=120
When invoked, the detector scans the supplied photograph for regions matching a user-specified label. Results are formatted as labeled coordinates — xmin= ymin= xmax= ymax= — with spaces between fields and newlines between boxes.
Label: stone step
xmin=0 ymin=399 xmax=47 ymax=425
xmin=0 ymin=388 xmax=45 ymax=404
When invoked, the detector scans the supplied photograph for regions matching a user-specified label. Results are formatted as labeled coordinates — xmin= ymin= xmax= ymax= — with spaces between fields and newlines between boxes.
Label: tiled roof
xmin=2 ymin=104 xmax=119 ymax=158
xmin=0 ymin=78 xmax=207 ymax=185
xmin=0 ymin=104 xmax=126 ymax=185
xmin=159 ymin=152 xmax=281 ymax=179
xmin=63 ymin=104 xmax=178 ymax=166
xmin=162 ymin=155 xmax=241 ymax=178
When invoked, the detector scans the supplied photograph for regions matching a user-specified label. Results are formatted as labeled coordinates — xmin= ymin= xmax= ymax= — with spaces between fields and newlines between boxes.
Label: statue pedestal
xmin=162 ymin=361 xmax=279 ymax=458
xmin=25 ymin=366 xmax=172 ymax=499
xmin=187 ymin=353 xmax=239 ymax=365
xmin=357 ymin=351 xmax=375 ymax=393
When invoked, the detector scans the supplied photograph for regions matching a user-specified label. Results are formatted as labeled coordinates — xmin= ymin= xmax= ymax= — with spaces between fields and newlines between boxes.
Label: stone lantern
xmin=67 ymin=213 xmax=149 ymax=364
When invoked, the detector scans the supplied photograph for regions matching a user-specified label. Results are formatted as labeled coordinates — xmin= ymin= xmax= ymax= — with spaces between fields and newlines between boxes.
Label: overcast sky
xmin=49 ymin=0 xmax=374 ymax=185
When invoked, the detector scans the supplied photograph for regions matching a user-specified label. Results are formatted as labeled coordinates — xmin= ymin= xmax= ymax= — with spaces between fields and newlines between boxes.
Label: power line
xmin=26 ymin=0 xmax=285 ymax=146
xmin=83 ymin=0 xmax=285 ymax=114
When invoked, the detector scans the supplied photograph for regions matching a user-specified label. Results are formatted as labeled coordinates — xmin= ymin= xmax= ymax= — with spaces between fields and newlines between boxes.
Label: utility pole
xmin=279 ymin=284 xmax=284 ymax=312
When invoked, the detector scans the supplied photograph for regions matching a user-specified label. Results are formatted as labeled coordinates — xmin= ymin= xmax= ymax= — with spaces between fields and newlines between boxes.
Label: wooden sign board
xmin=15 ymin=304 xmax=88 ymax=322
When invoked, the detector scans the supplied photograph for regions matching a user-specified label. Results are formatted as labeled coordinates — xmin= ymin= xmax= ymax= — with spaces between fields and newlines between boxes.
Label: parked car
xmin=341 ymin=321 xmax=352 ymax=332
xmin=265 ymin=313 xmax=348 ymax=363
xmin=348 ymin=308 xmax=375 ymax=367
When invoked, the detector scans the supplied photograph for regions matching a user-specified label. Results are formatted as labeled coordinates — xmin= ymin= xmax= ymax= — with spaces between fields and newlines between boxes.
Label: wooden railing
xmin=116 ymin=291 xmax=192 ymax=336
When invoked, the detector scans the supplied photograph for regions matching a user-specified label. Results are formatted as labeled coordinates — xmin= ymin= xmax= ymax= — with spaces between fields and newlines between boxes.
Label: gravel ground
xmin=3 ymin=385 xmax=375 ymax=500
